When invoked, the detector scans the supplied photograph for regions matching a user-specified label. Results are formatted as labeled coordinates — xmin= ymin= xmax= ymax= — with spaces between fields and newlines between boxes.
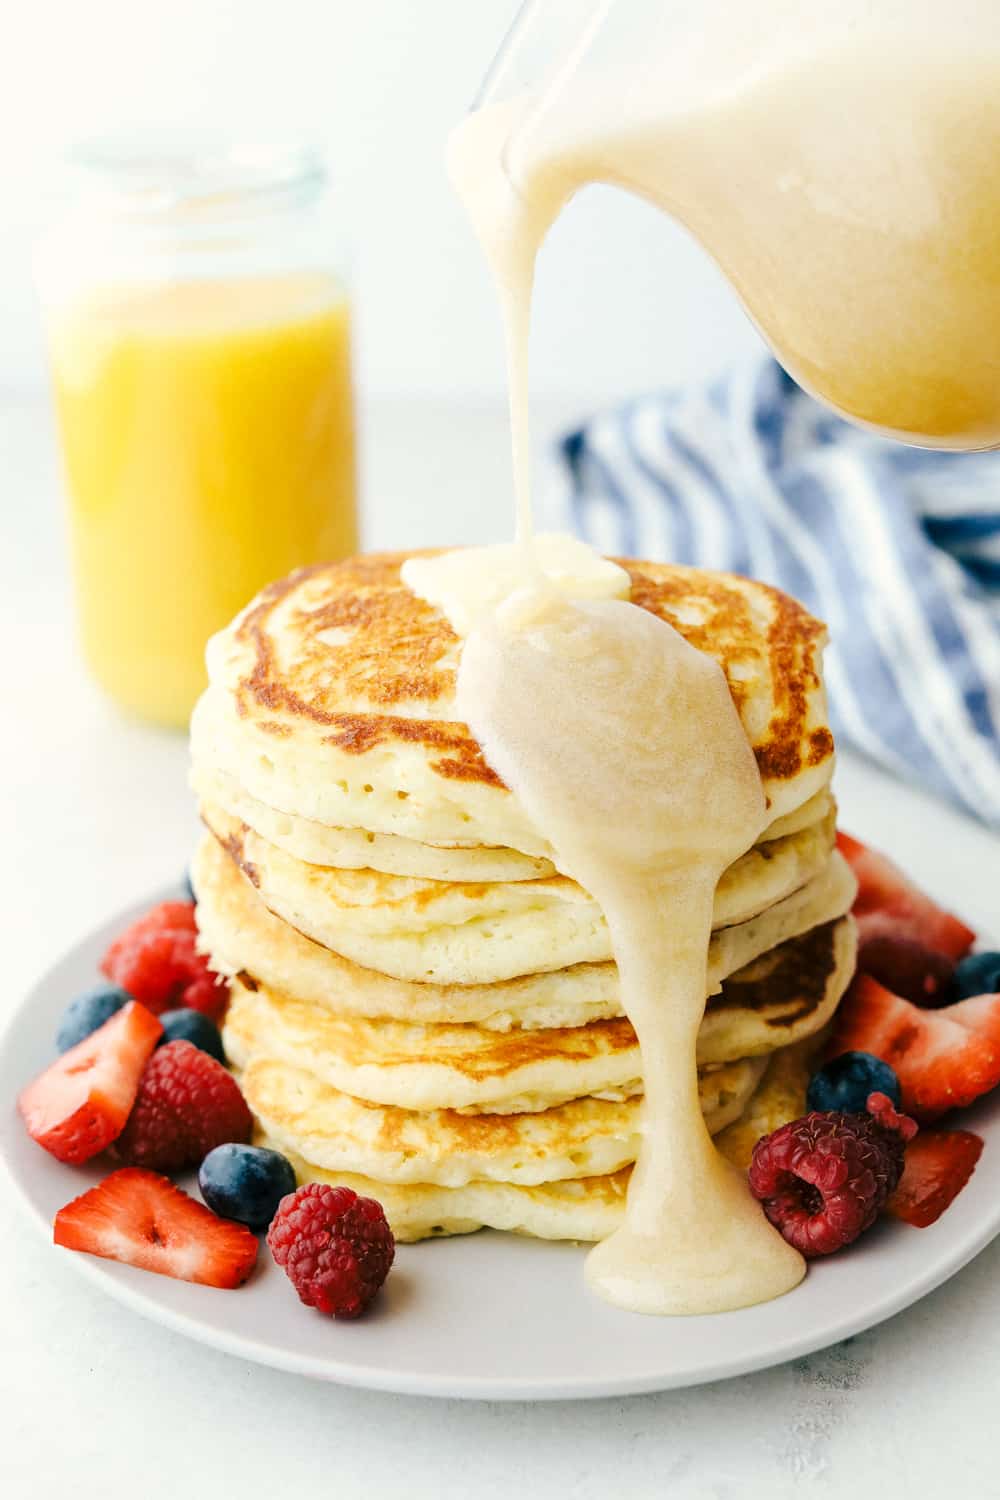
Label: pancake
xmin=190 ymin=764 xmax=555 ymax=883
xmin=699 ymin=911 xmax=855 ymax=1062
xmin=254 ymin=1042 xmax=818 ymax=1242
xmin=191 ymin=552 xmax=835 ymax=860
xmin=222 ymin=916 xmax=855 ymax=1113
xmin=256 ymin=1141 xmax=633 ymax=1242
xmin=713 ymin=1039 xmax=816 ymax=1172
xmin=194 ymin=834 xmax=855 ymax=1030
xmin=239 ymin=1053 xmax=767 ymax=1187
xmin=201 ymin=802 xmax=837 ymax=985
xmin=191 ymin=549 xmax=847 ymax=1251
xmin=191 ymin=762 xmax=833 ymax=883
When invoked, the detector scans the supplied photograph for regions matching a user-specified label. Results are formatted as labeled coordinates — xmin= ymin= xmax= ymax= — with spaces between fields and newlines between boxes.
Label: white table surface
xmin=2 ymin=392 xmax=999 ymax=1500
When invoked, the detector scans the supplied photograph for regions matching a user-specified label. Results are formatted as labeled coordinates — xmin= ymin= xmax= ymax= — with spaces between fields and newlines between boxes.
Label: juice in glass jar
xmin=39 ymin=142 xmax=357 ymax=727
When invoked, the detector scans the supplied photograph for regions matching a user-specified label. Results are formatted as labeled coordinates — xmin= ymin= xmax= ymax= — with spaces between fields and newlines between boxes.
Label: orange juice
xmin=48 ymin=271 xmax=357 ymax=726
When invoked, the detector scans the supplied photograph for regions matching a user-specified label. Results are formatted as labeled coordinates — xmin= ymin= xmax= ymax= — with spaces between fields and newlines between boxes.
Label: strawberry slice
xmin=54 ymin=1169 xmax=258 ymax=1288
xmin=829 ymin=975 xmax=1000 ymax=1120
xmin=856 ymin=933 xmax=955 ymax=1007
xmin=887 ymin=1130 xmax=984 ymax=1228
xmin=18 ymin=1002 xmax=162 ymax=1164
xmin=837 ymin=831 xmax=976 ymax=962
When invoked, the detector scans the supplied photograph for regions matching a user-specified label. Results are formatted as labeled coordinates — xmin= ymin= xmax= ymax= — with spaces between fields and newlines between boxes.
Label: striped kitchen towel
xmin=547 ymin=358 xmax=1000 ymax=828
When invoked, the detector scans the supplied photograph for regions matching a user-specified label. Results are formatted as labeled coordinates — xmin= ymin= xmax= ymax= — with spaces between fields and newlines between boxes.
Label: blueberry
xmin=158 ymin=1008 xmax=226 ymax=1063
xmin=56 ymin=984 xmax=131 ymax=1053
xmin=182 ymin=870 xmax=196 ymax=904
xmin=199 ymin=1144 xmax=297 ymax=1230
xmin=953 ymin=951 xmax=1000 ymax=1001
xmin=806 ymin=1051 xmax=902 ymax=1114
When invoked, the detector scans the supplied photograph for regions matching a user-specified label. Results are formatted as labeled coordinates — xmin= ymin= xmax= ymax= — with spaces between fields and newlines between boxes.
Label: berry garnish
xmin=807 ymin=1051 xmax=902 ymax=1114
xmin=886 ymin=1129 xmax=984 ymax=1228
xmin=857 ymin=934 xmax=955 ymax=1007
xmin=199 ymin=1144 xmax=297 ymax=1230
xmin=829 ymin=975 xmax=1000 ymax=1121
xmin=837 ymin=831 xmax=975 ymax=961
xmin=101 ymin=900 xmax=226 ymax=1018
xmin=56 ymin=983 xmax=131 ymax=1053
xmin=114 ymin=1040 xmax=252 ymax=1172
xmin=158 ymin=1008 xmax=226 ymax=1064
xmin=183 ymin=870 xmax=196 ymax=904
xmin=178 ymin=968 xmax=229 ymax=1021
xmin=111 ymin=900 xmax=197 ymax=940
xmin=952 ymin=951 xmax=1000 ymax=1001
xmin=267 ymin=1183 xmax=395 ymax=1318
xmin=54 ymin=1168 xmax=257 ymax=1287
xmin=748 ymin=1092 xmax=917 ymax=1257
xmin=19 ymin=1002 xmax=162 ymax=1165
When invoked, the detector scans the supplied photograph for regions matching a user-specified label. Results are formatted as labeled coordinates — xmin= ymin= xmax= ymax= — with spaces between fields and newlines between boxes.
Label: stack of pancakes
xmin=190 ymin=553 xmax=857 ymax=1243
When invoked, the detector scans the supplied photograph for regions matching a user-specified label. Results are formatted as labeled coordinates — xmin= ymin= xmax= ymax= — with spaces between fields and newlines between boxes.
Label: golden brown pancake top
xmin=229 ymin=550 xmax=833 ymax=792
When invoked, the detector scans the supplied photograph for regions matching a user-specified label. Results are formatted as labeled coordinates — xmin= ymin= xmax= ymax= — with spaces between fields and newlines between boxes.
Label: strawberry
xmin=855 ymin=933 xmax=955 ymax=1007
xmin=18 ymin=1002 xmax=162 ymax=1164
xmin=887 ymin=1130 xmax=984 ymax=1228
xmin=54 ymin=1168 xmax=258 ymax=1288
xmin=829 ymin=975 xmax=1000 ymax=1121
xmin=837 ymin=831 xmax=976 ymax=962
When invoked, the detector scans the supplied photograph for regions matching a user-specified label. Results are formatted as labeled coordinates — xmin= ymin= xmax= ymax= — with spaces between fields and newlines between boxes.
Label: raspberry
xmin=178 ymin=968 xmax=229 ymax=1022
xmin=107 ymin=901 xmax=198 ymax=947
xmin=267 ymin=1183 xmax=395 ymax=1318
xmin=101 ymin=901 xmax=227 ymax=1018
xmin=114 ymin=1041 xmax=252 ymax=1172
xmin=748 ymin=1092 xmax=917 ymax=1257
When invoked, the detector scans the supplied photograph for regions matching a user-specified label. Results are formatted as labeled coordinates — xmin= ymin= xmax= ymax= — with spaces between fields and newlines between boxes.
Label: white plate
xmin=2 ymin=892 xmax=1000 ymax=1401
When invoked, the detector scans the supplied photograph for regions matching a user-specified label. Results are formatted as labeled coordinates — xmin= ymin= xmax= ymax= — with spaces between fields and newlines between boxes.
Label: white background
xmin=0 ymin=0 xmax=759 ymax=405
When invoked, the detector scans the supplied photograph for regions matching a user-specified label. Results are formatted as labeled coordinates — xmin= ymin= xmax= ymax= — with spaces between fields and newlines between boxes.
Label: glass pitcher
xmin=472 ymin=0 xmax=1000 ymax=451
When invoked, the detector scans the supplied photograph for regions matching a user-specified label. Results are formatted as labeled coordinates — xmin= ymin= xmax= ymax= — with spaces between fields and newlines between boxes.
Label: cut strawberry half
xmin=829 ymin=975 xmax=1000 ymax=1121
xmin=54 ymin=1168 xmax=258 ymax=1288
xmin=837 ymin=831 xmax=976 ymax=962
xmin=18 ymin=1002 xmax=163 ymax=1164
xmin=887 ymin=1130 xmax=984 ymax=1228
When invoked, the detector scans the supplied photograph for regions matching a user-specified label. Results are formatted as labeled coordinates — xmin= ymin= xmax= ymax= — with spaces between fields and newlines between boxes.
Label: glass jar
xmin=37 ymin=138 xmax=358 ymax=728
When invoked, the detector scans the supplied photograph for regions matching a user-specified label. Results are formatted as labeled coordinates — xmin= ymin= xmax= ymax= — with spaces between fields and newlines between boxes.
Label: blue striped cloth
xmin=547 ymin=358 xmax=1000 ymax=828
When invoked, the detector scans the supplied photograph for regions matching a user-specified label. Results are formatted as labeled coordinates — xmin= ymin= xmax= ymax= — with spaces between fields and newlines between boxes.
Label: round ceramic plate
xmin=2 ymin=893 xmax=1000 ymax=1401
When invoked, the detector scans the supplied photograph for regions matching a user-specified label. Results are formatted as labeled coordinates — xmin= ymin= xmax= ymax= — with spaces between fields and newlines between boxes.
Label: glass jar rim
xmin=65 ymin=134 xmax=327 ymax=224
